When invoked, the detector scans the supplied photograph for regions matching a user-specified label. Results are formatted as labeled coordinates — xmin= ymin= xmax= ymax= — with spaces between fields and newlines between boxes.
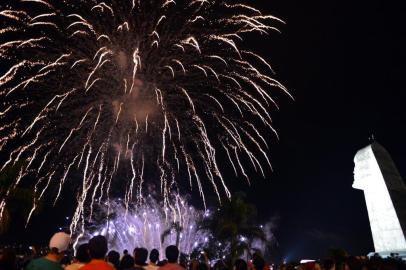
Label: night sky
xmin=2 ymin=0 xmax=406 ymax=263
xmin=246 ymin=0 xmax=406 ymax=261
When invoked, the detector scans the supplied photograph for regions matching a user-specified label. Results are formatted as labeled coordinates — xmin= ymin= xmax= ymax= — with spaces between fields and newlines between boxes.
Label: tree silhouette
xmin=199 ymin=193 xmax=267 ymax=265
xmin=161 ymin=221 xmax=183 ymax=247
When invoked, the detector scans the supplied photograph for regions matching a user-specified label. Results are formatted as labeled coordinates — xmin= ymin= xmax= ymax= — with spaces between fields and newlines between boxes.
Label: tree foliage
xmin=161 ymin=221 xmax=183 ymax=247
xmin=199 ymin=193 xmax=267 ymax=264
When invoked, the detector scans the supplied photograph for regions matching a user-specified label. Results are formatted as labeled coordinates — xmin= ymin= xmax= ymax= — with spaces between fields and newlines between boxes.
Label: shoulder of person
xmin=25 ymin=257 xmax=43 ymax=269
xmin=24 ymin=260 xmax=35 ymax=270
xmin=79 ymin=264 xmax=90 ymax=270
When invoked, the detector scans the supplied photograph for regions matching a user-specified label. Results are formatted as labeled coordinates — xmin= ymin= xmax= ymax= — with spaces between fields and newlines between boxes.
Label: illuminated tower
xmin=353 ymin=142 xmax=406 ymax=255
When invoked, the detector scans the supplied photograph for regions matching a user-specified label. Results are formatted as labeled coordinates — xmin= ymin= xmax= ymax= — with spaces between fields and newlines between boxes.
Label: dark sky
xmin=240 ymin=0 xmax=406 ymax=261
xmin=3 ymin=0 xmax=406 ymax=263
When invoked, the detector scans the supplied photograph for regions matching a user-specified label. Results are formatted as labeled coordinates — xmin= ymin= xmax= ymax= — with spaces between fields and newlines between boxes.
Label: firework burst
xmin=0 ymin=0 xmax=289 ymax=231
xmin=80 ymin=194 xmax=209 ymax=254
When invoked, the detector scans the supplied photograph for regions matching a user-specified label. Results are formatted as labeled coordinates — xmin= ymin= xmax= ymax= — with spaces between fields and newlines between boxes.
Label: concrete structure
xmin=353 ymin=142 xmax=406 ymax=256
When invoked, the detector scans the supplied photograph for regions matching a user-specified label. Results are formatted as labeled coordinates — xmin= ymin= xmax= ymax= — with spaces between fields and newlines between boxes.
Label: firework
xmin=80 ymin=194 xmax=209 ymax=255
xmin=77 ymin=195 xmax=275 ymax=260
xmin=0 ymin=0 xmax=289 ymax=230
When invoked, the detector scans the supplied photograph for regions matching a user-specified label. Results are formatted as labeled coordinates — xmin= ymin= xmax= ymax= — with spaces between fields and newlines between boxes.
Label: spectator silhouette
xmin=146 ymin=249 xmax=160 ymax=270
xmin=65 ymin=243 xmax=90 ymax=270
xmin=80 ymin=235 xmax=114 ymax=270
xmin=158 ymin=246 xmax=184 ymax=270
xmin=108 ymin=250 xmax=120 ymax=269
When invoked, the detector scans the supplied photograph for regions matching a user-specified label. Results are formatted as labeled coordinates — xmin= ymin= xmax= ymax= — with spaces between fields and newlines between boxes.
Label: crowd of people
xmin=1 ymin=232 xmax=406 ymax=270
xmin=0 ymin=232 xmax=190 ymax=270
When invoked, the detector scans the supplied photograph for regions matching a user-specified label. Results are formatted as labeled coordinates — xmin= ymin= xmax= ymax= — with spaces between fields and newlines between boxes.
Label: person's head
xmin=304 ymin=262 xmax=315 ymax=270
xmin=75 ymin=243 xmax=90 ymax=263
xmin=134 ymin=247 xmax=148 ymax=265
xmin=108 ymin=250 xmax=120 ymax=268
xmin=158 ymin=259 xmax=168 ymax=267
xmin=296 ymin=265 xmax=305 ymax=270
xmin=124 ymin=249 xmax=129 ymax=255
xmin=346 ymin=257 xmax=362 ymax=270
xmin=88 ymin=235 xmax=108 ymax=259
xmin=234 ymin=259 xmax=248 ymax=270
xmin=165 ymin=245 xmax=179 ymax=263
xmin=49 ymin=232 xmax=71 ymax=261
xmin=150 ymin=249 xmax=159 ymax=264
xmin=314 ymin=262 xmax=322 ymax=270
xmin=324 ymin=259 xmax=336 ymax=270
xmin=120 ymin=254 xmax=135 ymax=269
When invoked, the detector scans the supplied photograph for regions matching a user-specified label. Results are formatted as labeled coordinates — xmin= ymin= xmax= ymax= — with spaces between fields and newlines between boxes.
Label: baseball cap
xmin=49 ymin=232 xmax=71 ymax=253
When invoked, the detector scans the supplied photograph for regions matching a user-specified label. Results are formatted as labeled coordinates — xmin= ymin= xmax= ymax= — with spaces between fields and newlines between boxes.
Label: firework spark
xmin=78 ymin=195 xmax=275 ymax=259
xmin=0 ymin=0 xmax=289 ymax=231
xmin=80 ymin=195 xmax=209 ymax=255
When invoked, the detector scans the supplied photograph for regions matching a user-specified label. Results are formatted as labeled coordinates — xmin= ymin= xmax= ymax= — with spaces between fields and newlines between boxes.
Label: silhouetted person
xmin=120 ymin=255 xmax=135 ymax=270
xmin=158 ymin=246 xmax=184 ymax=270
xmin=134 ymin=248 xmax=149 ymax=269
xmin=81 ymin=235 xmax=114 ymax=270
xmin=65 ymin=243 xmax=90 ymax=270
xmin=146 ymin=249 xmax=159 ymax=270
xmin=108 ymin=250 xmax=120 ymax=269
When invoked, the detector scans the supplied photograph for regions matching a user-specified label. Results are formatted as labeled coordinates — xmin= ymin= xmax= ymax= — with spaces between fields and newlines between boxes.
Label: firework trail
xmin=0 ymin=0 xmax=289 ymax=231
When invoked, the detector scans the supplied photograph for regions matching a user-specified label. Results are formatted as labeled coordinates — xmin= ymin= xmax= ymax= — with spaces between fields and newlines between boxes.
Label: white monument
xmin=353 ymin=142 xmax=406 ymax=256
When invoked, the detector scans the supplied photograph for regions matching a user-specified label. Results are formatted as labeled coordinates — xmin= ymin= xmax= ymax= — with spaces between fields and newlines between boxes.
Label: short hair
xmin=108 ymin=250 xmax=120 ymax=268
xmin=134 ymin=247 xmax=148 ymax=265
xmin=88 ymin=235 xmax=108 ymax=259
xmin=49 ymin=247 xmax=60 ymax=255
xmin=120 ymin=255 xmax=135 ymax=269
xmin=75 ymin=243 xmax=90 ymax=263
xmin=234 ymin=259 xmax=248 ymax=270
xmin=124 ymin=249 xmax=129 ymax=255
xmin=150 ymin=249 xmax=159 ymax=263
xmin=165 ymin=245 xmax=179 ymax=263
